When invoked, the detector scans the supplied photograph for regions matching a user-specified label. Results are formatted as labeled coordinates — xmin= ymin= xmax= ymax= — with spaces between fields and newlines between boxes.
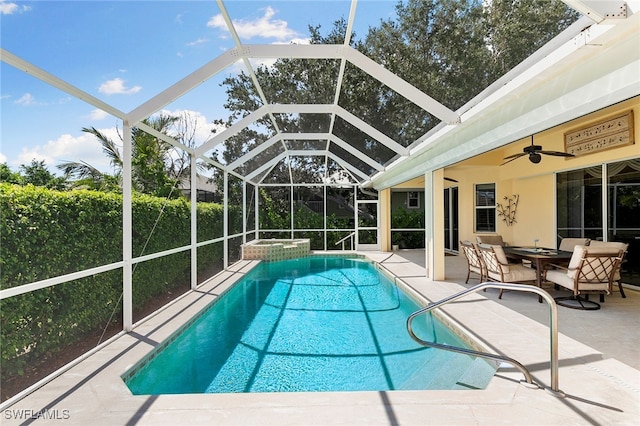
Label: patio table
xmin=503 ymin=247 xmax=573 ymax=300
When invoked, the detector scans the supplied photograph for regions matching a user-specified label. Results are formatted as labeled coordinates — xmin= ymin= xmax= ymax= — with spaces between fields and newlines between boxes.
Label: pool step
xmin=398 ymin=349 xmax=458 ymax=390
xmin=400 ymin=352 xmax=496 ymax=390
xmin=420 ymin=352 xmax=478 ymax=389
xmin=452 ymin=357 xmax=497 ymax=390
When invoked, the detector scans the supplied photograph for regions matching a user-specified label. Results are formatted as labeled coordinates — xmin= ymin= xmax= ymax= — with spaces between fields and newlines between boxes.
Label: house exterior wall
xmin=450 ymin=96 xmax=639 ymax=250
xmin=382 ymin=96 xmax=639 ymax=281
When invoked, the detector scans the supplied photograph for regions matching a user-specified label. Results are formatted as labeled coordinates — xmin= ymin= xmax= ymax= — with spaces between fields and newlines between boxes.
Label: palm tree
xmin=58 ymin=113 xmax=203 ymax=197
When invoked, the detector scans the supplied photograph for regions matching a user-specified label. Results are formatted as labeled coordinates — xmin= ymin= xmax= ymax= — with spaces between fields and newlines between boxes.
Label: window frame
xmin=474 ymin=183 xmax=496 ymax=233
xmin=407 ymin=191 xmax=420 ymax=209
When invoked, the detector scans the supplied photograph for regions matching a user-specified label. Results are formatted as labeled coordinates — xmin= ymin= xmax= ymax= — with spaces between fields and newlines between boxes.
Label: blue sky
xmin=1 ymin=0 xmax=397 ymax=174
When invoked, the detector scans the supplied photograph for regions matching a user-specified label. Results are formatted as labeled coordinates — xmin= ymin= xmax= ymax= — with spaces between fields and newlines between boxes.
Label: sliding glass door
xmin=607 ymin=160 xmax=640 ymax=286
xmin=557 ymin=158 xmax=640 ymax=285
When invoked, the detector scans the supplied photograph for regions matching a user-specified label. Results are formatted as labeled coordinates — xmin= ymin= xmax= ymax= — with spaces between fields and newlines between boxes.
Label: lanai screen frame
xmin=1 ymin=0 xmax=620 ymax=333
xmin=0 ymin=0 xmax=463 ymax=334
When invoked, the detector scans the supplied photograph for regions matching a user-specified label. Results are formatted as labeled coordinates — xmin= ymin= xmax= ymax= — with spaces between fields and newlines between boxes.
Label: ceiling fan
xmin=501 ymin=136 xmax=574 ymax=165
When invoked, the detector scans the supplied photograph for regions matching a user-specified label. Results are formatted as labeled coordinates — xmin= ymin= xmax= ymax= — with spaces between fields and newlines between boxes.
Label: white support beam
xmin=268 ymin=103 xmax=334 ymax=114
xmin=241 ymin=43 xmax=345 ymax=59
xmin=334 ymin=105 xmax=409 ymax=155
xmin=286 ymin=149 xmax=329 ymax=157
xmin=562 ymin=0 xmax=628 ymax=22
xmin=128 ymin=48 xmax=239 ymax=123
xmin=327 ymin=134 xmax=385 ymax=171
xmin=190 ymin=153 xmax=197 ymax=290
xmin=228 ymin=134 xmax=282 ymax=170
xmin=134 ymin=121 xmax=195 ymax=154
xmin=327 ymin=152 xmax=370 ymax=181
xmin=246 ymin=151 xmax=288 ymax=181
xmin=1 ymin=49 xmax=127 ymax=120
xmin=344 ymin=48 xmax=460 ymax=125
xmin=195 ymin=106 xmax=269 ymax=156
xmin=228 ymin=131 xmax=386 ymax=173
xmin=122 ymin=120 xmax=133 ymax=332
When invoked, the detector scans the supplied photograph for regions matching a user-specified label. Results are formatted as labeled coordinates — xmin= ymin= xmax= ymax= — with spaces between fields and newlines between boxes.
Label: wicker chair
xmin=545 ymin=245 xmax=624 ymax=310
xmin=477 ymin=243 xmax=537 ymax=299
xmin=460 ymin=240 xmax=484 ymax=283
xmin=587 ymin=241 xmax=629 ymax=298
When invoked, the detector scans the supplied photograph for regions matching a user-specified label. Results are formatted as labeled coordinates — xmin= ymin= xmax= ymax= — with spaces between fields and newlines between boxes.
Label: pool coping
xmin=2 ymin=254 xmax=639 ymax=425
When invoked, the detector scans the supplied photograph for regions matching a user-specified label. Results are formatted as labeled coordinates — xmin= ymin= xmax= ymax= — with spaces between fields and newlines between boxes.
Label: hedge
xmin=0 ymin=183 xmax=238 ymax=385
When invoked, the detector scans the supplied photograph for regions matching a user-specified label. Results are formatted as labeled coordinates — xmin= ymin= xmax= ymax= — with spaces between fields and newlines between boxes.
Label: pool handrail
xmin=406 ymin=281 xmax=563 ymax=396
xmin=334 ymin=231 xmax=356 ymax=250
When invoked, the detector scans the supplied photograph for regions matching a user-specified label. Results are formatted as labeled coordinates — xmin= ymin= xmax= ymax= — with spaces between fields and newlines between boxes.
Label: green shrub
xmin=0 ymin=183 xmax=231 ymax=386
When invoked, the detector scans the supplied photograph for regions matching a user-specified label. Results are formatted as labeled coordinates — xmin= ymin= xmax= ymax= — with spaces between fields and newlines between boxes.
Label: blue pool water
xmin=124 ymin=256 xmax=495 ymax=394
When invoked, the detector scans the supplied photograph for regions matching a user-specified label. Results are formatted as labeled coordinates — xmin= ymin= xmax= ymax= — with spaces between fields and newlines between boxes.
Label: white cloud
xmin=208 ymin=6 xmax=300 ymax=42
xmin=14 ymin=93 xmax=38 ymax=106
xmin=16 ymin=130 xmax=120 ymax=174
xmin=89 ymin=109 xmax=110 ymax=121
xmin=98 ymin=78 xmax=142 ymax=95
xmin=186 ymin=38 xmax=208 ymax=47
xmin=0 ymin=1 xmax=31 ymax=15
xmin=0 ymin=152 xmax=7 ymax=164
xmin=159 ymin=109 xmax=220 ymax=145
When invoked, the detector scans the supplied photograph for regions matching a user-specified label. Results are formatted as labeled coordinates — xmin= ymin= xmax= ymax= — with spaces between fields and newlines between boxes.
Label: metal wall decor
xmin=497 ymin=194 xmax=519 ymax=226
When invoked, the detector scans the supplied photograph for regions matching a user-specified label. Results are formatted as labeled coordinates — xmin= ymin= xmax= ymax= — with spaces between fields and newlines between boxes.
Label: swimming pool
xmin=123 ymin=256 xmax=496 ymax=394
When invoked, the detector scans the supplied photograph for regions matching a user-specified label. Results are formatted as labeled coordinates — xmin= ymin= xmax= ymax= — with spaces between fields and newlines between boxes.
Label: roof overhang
xmin=369 ymin=7 xmax=640 ymax=189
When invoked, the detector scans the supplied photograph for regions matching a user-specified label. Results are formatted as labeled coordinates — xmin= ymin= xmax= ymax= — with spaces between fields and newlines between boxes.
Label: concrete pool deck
xmin=2 ymin=252 xmax=639 ymax=425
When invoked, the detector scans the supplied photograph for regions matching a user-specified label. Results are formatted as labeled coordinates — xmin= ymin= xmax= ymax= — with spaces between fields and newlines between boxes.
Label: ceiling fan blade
xmin=539 ymin=150 xmax=575 ymax=157
xmin=444 ymin=177 xmax=458 ymax=182
xmin=502 ymin=152 xmax=526 ymax=161
xmin=501 ymin=153 xmax=526 ymax=165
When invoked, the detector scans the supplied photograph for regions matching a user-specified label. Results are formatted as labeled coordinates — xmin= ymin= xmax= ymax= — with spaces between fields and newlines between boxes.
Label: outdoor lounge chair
xmin=544 ymin=245 xmax=624 ymax=310
xmin=477 ymin=243 xmax=537 ymax=299
xmin=558 ymin=237 xmax=590 ymax=252
xmin=460 ymin=240 xmax=484 ymax=283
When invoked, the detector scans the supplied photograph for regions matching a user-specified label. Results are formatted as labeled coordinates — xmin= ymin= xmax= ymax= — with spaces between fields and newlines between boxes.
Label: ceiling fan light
xmin=529 ymin=153 xmax=542 ymax=164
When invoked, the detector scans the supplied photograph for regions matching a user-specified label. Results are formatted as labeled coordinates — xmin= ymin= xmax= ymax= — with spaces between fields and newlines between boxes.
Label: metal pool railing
xmin=407 ymin=282 xmax=564 ymax=396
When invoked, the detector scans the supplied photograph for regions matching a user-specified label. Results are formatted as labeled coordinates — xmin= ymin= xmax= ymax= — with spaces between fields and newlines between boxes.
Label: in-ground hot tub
xmin=241 ymin=238 xmax=310 ymax=261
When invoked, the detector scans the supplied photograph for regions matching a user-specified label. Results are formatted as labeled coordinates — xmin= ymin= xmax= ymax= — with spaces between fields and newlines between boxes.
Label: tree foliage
xmin=213 ymin=0 xmax=579 ymax=185
xmin=58 ymin=112 xmax=207 ymax=197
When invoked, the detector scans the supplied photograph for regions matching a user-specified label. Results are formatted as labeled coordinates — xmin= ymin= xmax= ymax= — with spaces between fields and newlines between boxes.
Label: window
xmin=407 ymin=191 xmax=420 ymax=209
xmin=475 ymin=183 xmax=496 ymax=232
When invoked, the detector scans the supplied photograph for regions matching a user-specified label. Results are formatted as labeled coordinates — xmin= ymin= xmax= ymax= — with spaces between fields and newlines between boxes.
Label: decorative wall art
xmin=497 ymin=194 xmax=519 ymax=226
xmin=564 ymin=110 xmax=634 ymax=157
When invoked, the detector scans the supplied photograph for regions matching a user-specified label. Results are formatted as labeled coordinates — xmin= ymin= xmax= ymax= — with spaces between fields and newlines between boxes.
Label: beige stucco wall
xmin=382 ymin=96 xmax=639 ymax=281
xmin=447 ymin=96 xmax=639 ymax=249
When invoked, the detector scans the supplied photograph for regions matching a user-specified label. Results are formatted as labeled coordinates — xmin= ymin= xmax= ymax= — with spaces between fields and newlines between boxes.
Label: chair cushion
xmin=502 ymin=264 xmax=537 ymax=283
xmin=588 ymin=241 xmax=627 ymax=250
xmin=478 ymin=243 xmax=510 ymax=274
xmin=476 ymin=235 xmax=505 ymax=246
xmin=546 ymin=269 xmax=609 ymax=292
xmin=546 ymin=269 xmax=574 ymax=290
xmin=558 ymin=238 xmax=590 ymax=252
xmin=491 ymin=245 xmax=510 ymax=267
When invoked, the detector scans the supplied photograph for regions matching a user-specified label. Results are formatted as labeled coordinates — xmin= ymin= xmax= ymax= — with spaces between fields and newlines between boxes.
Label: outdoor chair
xmin=477 ymin=243 xmax=538 ymax=299
xmin=544 ymin=245 xmax=624 ymax=310
xmin=460 ymin=240 xmax=484 ymax=283
xmin=587 ymin=241 xmax=629 ymax=298
xmin=558 ymin=237 xmax=590 ymax=252
xmin=476 ymin=235 xmax=507 ymax=247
